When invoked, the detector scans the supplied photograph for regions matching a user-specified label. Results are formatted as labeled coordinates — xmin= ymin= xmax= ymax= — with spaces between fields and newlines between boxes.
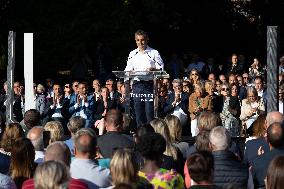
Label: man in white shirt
xmin=124 ymin=29 xmax=164 ymax=127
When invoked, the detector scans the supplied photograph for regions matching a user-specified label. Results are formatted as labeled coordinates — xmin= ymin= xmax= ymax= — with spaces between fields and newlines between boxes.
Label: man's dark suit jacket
xmin=0 ymin=153 xmax=10 ymax=174
xmin=243 ymin=137 xmax=269 ymax=166
xmin=252 ymin=148 xmax=284 ymax=188
xmin=163 ymin=92 xmax=189 ymax=116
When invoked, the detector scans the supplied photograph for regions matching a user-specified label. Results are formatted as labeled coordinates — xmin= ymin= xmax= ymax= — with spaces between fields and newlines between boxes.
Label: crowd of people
xmin=0 ymin=29 xmax=284 ymax=188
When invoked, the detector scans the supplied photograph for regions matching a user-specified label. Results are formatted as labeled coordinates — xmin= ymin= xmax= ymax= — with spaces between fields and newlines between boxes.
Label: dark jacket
xmin=212 ymin=150 xmax=248 ymax=188
xmin=252 ymin=148 xmax=284 ymax=188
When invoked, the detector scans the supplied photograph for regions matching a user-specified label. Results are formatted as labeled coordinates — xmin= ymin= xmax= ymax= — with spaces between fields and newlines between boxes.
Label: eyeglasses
xmin=173 ymin=86 xmax=182 ymax=89
xmin=65 ymin=86 xmax=70 ymax=88
xmin=221 ymin=88 xmax=230 ymax=91
xmin=74 ymin=85 xmax=78 ymax=87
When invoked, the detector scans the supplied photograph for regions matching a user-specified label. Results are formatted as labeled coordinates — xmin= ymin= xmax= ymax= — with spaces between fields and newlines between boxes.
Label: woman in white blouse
xmin=240 ymin=87 xmax=265 ymax=130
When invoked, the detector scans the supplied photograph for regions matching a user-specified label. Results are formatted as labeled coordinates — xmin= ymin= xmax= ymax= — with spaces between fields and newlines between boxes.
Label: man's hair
xmin=105 ymin=109 xmax=123 ymax=129
xmin=45 ymin=141 xmax=71 ymax=166
xmin=266 ymin=111 xmax=284 ymax=126
xmin=187 ymin=151 xmax=214 ymax=183
xmin=27 ymin=126 xmax=44 ymax=151
xmin=254 ymin=76 xmax=264 ymax=83
xmin=197 ymin=111 xmax=220 ymax=132
xmin=74 ymin=128 xmax=97 ymax=156
xmin=209 ymin=126 xmax=231 ymax=151
xmin=24 ymin=109 xmax=41 ymax=129
xmin=135 ymin=29 xmax=149 ymax=39
xmin=267 ymin=122 xmax=284 ymax=149
xmin=67 ymin=116 xmax=86 ymax=134
xmin=196 ymin=131 xmax=211 ymax=152
xmin=172 ymin=79 xmax=182 ymax=86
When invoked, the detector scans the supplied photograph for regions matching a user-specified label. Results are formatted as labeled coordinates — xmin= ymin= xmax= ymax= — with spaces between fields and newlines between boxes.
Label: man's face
xmin=243 ymin=73 xmax=249 ymax=84
xmin=208 ymin=74 xmax=216 ymax=82
xmin=135 ymin=34 xmax=148 ymax=51
xmin=254 ymin=79 xmax=263 ymax=92
xmin=53 ymin=85 xmax=61 ymax=96
xmin=237 ymin=76 xmax=243 ymax=86
xmin=72 ymin=82 xmax=79 ymax=93
xmin=219 ymin=75 xmax=226 ymax=83
xmin=173 ymin=82 xmax=182 ymax=94
xmin=78 ymin=84 xmax=87 ymax=95
xmin=229 ymin=76 xmax=237 ymax=85
xmin=232 ymin=55 xmax=238 ymax=64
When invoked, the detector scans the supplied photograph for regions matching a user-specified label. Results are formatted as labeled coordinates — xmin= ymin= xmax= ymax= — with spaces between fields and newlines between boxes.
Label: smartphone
xmin=43 ymin=131 xmax=51 ymax=148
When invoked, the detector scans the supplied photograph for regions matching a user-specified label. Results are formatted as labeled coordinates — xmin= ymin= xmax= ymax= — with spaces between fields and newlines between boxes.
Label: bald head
xmin=27 ymin=126 xmax=44 ymax=151
xmin=44 ymin=141 xmax=71 ymax=166
xmin=266 ymin=111 xmax=284 ymax=129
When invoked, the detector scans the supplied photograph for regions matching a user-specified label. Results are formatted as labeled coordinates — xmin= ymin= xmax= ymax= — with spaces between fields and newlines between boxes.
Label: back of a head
xmin=150 ymin=118 xmax=171 ymax=142
xmin=135 ymin=124 xmax=155 ymax=140
xmin=187 ymin=151 xmax=214 ymax=184
xmin=267 ymin=122 xmax=284 ymax=149
xmin=74 ymin=128 xmax=97 ymax=158
xmin=136 ymin=133 xmax=166 ymax=161
xmin=266 ymin=111 xmax=284 ymax=126
xmin=24 ymin=109 xmax=41 ymax=129
xmin=198 ymin=111 xmax=220 ymax=132
xmin=164 ymin=115 xmax=182 ymax=143
xmin=67 ymin=116 xmax=86 ymax=135
xmin=1 ymin=123 xmax=24 ymax=152
xmin=105 ymin=109 xmax=123 ymax=130
xmin=110 ymin=148 xmax=138 ymax=185
xmin=27 ymin=126 xmax=44 ymax=151
xmin=44 ymin=121 xmax=64 ymax=143
xmin=34 ymin=160 xmax=70 ymax=189
xmin=209 ymin=126 xmax=231 ymax=151
xmin=267 ymin=155 xmax=284 ymax=189
xmin=45 ymin=141 xmax=71 ymax=166
xmin=196 ymin=131 xmax=211 ymax=152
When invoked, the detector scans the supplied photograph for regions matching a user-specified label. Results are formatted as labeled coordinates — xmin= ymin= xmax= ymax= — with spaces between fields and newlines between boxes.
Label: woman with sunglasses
xmin=189 ymin=69 xmax=201 ymax=85
xmin=219 ymin=83 xmax=241 ymax=136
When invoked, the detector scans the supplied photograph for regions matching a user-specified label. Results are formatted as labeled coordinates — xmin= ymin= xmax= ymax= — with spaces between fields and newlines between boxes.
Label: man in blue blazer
xmin=164 ymin=79 xmax=189 ymax=134
xmin=69 ymin=82 xmax=94 ymax=128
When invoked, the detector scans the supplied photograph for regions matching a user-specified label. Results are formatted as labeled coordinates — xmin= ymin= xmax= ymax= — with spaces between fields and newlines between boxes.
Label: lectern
xmin=112 ymin=70 xmax=169 ymax=118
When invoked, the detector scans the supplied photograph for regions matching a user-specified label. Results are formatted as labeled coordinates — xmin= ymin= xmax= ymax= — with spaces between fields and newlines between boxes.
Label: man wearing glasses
xmin=124 ymin=29 xmax=164 ymax=127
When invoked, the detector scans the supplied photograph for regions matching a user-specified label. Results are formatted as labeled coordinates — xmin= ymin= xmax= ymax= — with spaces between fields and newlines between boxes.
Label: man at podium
xmin=124 ymin=29 xmax=164 ymax=127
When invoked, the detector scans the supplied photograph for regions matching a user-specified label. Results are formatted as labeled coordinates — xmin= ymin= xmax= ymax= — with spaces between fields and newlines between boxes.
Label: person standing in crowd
xmin=124 ymin=29 xmax=164 ymax=126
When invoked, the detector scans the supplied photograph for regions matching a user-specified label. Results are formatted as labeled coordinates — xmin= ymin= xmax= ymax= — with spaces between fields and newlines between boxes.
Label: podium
xmin=112 ymin=70 xmax=169 ymax=118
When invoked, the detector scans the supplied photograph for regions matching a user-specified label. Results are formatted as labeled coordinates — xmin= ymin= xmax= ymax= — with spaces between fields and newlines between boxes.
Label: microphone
xmin=147 ymin=52 xmax=161 ymax=66
xmin=127 ymin=51 xmax=138 ymax=60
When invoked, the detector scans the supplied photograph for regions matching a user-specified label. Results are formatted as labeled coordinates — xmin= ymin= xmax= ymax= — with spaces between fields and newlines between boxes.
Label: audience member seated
xmin=97 ymin=109 xmax=135 ymax=159
xmin=93 ymin=86 xmax=117 ymax=123
xmin=70 ymin=128 xmax=112 ymax=188
xmin=34 ymin=161 xmax=70 ymax=189
xmin=109 ymin=148 xmax=152 ymax=188
xmin=187 ymin=151 xmax=219 ymax=189
xmin=20 ymin=109 xmax=41 ymax=136
xmin=136 ymin=133 xmax=184 ymax=189
xmin=150 ymin=118 xmax=184 ymax=173
xmin=64 ymin=116 xmax=86 ymax=155
xmin=219 ymin=82 xmax=241 ymax=136
xmin=265 ymin=155 xmax=284 ymax=189
xmin=244 ymin=111 xmax=283 ymax=166
xmin=189 ymin=69 xmax=202 ymax=85
xmin=27 ymin=126 xmax=45 ymax=163
xmin=164 ymin=79 xmax=189 ymax=131
xmin=251 ymin=122 xmax=284 ymax=188
xmin=10 ymin=138 xmax=37 ymax=189
xmin=165 ymin=115 xmax=191 ymax=160
xmin=209 ymin=126 xmax=248 ymax=188
xmin=0 ymin=123 xmax=24 ymax=156
xmin=240 ymin=87 xmax=265 ymax=131
xmin=22 ymin=141 xmax=88 ymax=189
xmin=188 ymin=83 xmax=212 ymax=136
xmin=44 ymin=121 xmax=65 ymax=144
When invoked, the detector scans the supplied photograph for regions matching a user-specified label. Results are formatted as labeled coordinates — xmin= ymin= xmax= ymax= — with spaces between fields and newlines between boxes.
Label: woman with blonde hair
xmin=110 ymin=148 xmax=151 ymax=189
xmin=188 ymin=82 xmax=212 ymax=136
xmin=34 ymin=160 xmax=70 ymax=189
xmin=44 ymin=121 xmax=65 ymax=143
xmin=164 ymin=115 xmax=190 ymax=159
xmin=150 ymin=119 xmax=183 ymax=173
